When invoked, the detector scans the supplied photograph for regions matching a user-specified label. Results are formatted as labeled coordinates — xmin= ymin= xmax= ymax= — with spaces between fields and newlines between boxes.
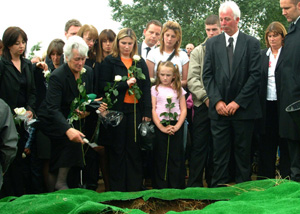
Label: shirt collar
xmin=142 ymin=41 xmax=152 ymax=50
xmin=224 ymin=30 xmax=239 ymax=45
xmin=266 ymin=47 xmax=282 ymax=56
xmin=294 ymin=16 xmax=300 ymax=25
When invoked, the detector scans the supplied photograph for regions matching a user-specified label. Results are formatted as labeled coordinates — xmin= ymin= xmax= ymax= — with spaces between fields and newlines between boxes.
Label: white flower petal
xmin=133 ymin=55 xmax=141 ymax=61
xmin=80 ymin=68 xmax=86 ymax=74
xmin=114 ymin=75 xmax=122 ymax=82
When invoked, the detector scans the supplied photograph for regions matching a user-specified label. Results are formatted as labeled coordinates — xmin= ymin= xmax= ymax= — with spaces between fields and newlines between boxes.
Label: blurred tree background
xmin=109 ymin=0 xmax=288 ymax=49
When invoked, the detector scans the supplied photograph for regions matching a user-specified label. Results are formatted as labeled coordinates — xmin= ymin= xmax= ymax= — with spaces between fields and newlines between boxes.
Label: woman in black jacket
xmin=0 ymin=26 xmax=36 ymax=197
xmin=257 ymin=22 xmax=290 ymax=179
xmin=98 ymin=28 xmax=151 ymax=192
xmin=37 ymin=36 xmax=96 ymax=191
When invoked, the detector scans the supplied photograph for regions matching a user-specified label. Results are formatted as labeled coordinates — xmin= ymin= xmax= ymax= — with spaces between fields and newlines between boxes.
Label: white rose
xmin=166 ymin=95 xmax=173 ymax=100
xmin=14 ymin=107 xmax=26 ymax=116
xmin=42 ymin=70 xmax=50 ymax=78
xmin=133 ymin=55 xmax=141 ymax=61
xmin=150 ymin=78 xmax=156 ymax=84
xmin=114 ymin=75 xmax=122 ymax=82
xmin=80 ymin=67 xmax=86 ymax=74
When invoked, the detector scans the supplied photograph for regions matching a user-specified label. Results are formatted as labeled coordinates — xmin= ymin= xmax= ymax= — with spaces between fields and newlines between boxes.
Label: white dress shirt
xmin=224 ymin=30 xmax=239 ymax=52
xmin=266 ymin=47 xmax=282 ymax=101
xmin=141 ymin=41 xmax=155 ymax=60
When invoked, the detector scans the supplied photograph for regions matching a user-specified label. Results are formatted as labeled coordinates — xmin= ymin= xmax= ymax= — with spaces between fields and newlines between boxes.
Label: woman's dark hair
xmin=96 ymin=29 xmax=116 ymax=63
xmin=2 ymin=26 xmax=28 ymax=60
xmin=47 ymin=39 xmax=65 ymax=58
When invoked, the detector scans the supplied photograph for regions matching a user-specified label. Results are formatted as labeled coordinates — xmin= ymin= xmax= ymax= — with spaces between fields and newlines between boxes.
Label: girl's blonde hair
xmin=160 ymin=21 xmax=182 ymax=56
xmin=155 ymin=61 xmax=182 ymax=99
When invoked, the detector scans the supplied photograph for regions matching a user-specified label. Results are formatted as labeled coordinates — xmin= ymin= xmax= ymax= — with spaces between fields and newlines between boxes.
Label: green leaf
xmin=160 ymin=112 xmax=168 ymax=117
xmin=173 ymin=112 xmax=179 ymax=120
xmin=113 ymin=89 xmax=119 ymax=96
xmin=160 ymin=119 xmax=168 ymax=125
xmin=128 ymin=89 xmax=134 ymax=95
xmin=78 ymin=85 xmax=85 ymax=93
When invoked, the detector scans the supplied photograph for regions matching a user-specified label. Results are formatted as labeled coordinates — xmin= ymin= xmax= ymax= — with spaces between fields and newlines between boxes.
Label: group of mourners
xmin=0 ymin=0 xmax=300 ymax=198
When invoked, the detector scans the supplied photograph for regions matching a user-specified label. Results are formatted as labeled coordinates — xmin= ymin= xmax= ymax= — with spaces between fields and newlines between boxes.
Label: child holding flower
xmin=151 ymin=61 xmax=187 ymax=189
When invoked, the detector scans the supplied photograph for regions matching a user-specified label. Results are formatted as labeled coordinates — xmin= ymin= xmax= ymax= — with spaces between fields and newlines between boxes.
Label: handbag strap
xmin=166 ymin=50 xmax=175 ymax=61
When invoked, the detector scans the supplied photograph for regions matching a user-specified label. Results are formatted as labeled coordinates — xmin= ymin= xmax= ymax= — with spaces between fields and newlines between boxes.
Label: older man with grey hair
xmin=203 ymin=1 xmax=261 ymax=187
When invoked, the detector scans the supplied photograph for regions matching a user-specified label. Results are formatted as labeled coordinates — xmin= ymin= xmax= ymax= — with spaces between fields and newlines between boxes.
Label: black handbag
xmin=138 ymin=121 xmax=155 ymax=150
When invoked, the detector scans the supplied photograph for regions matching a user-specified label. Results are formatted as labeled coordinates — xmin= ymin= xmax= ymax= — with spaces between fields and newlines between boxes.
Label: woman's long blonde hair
xmin=159 ymin=21 xmax=182 ymax=56
xmin=112 ymin=28 xmax=138 ymax=58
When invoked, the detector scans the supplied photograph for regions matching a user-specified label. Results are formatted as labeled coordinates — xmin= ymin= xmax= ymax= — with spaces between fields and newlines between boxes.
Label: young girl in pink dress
xmin=151 ymin=61 xmax=187 ymax=189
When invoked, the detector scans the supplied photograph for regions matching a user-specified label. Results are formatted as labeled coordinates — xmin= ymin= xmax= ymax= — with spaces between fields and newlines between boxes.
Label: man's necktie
xmin=288 ymin=23 xmax=295 ymax=33
xmin=227 ymin=37 xmax=234 ymax=74
xmin=146 ymin=47 xmax=151 ymax=57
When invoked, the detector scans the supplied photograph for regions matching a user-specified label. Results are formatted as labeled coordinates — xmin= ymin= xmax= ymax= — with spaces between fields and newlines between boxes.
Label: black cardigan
xmin=97 ymin=55 xmax=152 ymax=118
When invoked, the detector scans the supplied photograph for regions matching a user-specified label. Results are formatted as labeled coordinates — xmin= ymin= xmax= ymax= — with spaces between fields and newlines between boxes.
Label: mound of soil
xmin=104 ymin=198 xmax=217 ymax=213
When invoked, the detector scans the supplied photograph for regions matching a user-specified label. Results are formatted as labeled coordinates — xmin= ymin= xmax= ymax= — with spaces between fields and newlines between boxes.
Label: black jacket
xmin=0 ymin=57 xmax=36 ymax=113
xmin=275 ymin=20 xmax=300 ymax=141
xmin=98 ymin=55 xmax=151 ymax=118
xmin=203 ymin=32 xmax=262 ymax=120
xmin=38 ymin=63 xmax=94 ymax=138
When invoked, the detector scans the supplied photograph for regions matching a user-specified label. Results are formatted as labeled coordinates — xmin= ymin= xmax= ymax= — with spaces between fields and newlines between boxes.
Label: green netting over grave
xmin=0 ymin=179 xmax=299 ymax=213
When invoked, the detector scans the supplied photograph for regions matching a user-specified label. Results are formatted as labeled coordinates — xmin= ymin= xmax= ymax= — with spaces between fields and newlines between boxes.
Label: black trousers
xmin=287 ymin=139 xmax=300 ymax=182
xmin=153 ymin=121 xmax=185 ymax=189
xmin=210 ymin=119 xmax=254 ymax=187
xmin=258 ymin=101 xmax=290 ymax=179
xmin=108 ymin=106 xmax=143 ymax=192
xmin=187 ymin=104 xmax=213 ymax=187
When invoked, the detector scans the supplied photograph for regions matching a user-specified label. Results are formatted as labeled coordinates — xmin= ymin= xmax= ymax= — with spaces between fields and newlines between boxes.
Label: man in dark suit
xmin=277 ymin=0 xmax=300 ymax=181
xmin=203 ymin=0 xmax=261 ymax=187
xmin=138 ymin=20 xmax=162 ymax=60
